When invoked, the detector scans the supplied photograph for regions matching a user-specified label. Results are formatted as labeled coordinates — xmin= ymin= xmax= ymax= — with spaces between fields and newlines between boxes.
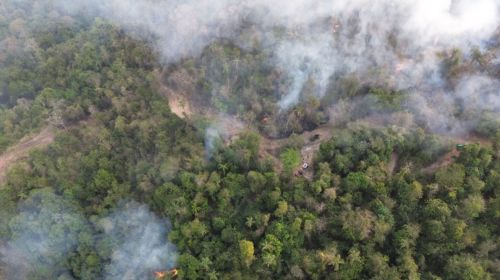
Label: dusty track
xmin=421 ymin=134 xmax=492 ymax=174
xmin=421 ymin=148 xmax=460 ymax=174
xmin=0 ymin=127 xmax=54 ymax=184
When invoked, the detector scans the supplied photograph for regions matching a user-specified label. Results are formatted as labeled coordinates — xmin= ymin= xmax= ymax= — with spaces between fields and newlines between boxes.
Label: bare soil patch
xmin=155 ymin=69 xmax=193 ymax=119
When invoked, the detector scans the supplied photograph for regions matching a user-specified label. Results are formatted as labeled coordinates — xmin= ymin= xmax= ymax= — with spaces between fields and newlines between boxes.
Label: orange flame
xmin=154 ymin=271 xmax=166 ymax=278
xmin=154 ymin=269 xmax=178 ymax=279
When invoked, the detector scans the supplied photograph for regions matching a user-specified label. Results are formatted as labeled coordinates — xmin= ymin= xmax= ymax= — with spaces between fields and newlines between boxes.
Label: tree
xmin=178 ymin=253 xmax=201 ymax=279
xmin=312 ymin=162 xmax=333 ymax=194
xmin=260 ymin=234 xmax=282 ymax=268
xmin=423 ymin=199 xmax=451 ymax=221
xmin=435 ymin=164 xmax=465 ymax=199
xmin=461 ymin=194 xmax=485 ymax=219
xmin=3 ymin=188 xmax=91 ymax=280
xmin=396 ymin=179 xmax=423 ymax=223
xmin=444 ymin=255 xmax=491 ymax=280
xmin=340 ymin=208 xmax=376 ymax=241
xmin=274 ymin=200 xmax=288 ymax=218
xmin=338 ymin=248 xmax=364 ymax=280
xmin=280 ymin=148 xmax=300 ymax=174
xmin=317 ymin=245 xmax=343 ymax=271
xmin=394 ymin=224 xmax=420 ymax=252
xmin=247 ymin=171 xmax=266 ymax=193
xmin=239 ymin=240 xmax=255 ymax=267
xmin=366 ymin=253 xmax=401 ymax=280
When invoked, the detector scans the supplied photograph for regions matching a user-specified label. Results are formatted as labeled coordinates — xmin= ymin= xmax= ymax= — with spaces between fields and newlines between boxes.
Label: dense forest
xmin=0 ymin=1 xmax=499 ymax=280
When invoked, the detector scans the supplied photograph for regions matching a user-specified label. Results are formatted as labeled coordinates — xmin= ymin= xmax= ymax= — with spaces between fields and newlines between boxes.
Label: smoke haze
xmin=0 ymin=189 xmax=88 ymax=280
xmin=0 ymin=190 xmax=176 ymax=280
xmin=51 ymin=0 xmax=500 ymax=134
xmin=0 ymin=0 xmax=499 ymax=277
xmin=101 ymin=201 xmax=177 ymax=280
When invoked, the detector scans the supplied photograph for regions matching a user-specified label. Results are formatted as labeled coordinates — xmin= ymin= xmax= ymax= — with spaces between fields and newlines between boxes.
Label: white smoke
xmin=0 ymin=189 xmax=89 ymax=280
xmin=0 ymin=0 xmax=493 ymax=136
xmin=406 ymin=0 xmax=498 ymax=42
xmin=49 ymin=0 xmax=500 ymax=123
xmin=0 ymin=190 xmax=176 ymax=280
xmin=455 ymin=75 xmax=500 ymax=113
xmin=54 ymin=0 xmax=498 ymax=59
xmin=101 ymin=201 xmax=177 ymax=280
xmin=406 ymin=74 xmax=500 ymax=135
xmin=205 ymin=125 xmax=221 ymax=159
xmin=204 ymin=114 xmax=246 ymax=158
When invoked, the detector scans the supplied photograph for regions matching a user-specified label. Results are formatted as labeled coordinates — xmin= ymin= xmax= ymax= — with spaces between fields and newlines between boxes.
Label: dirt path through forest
xmin=0 ymin=127 xmax=54 ymax=184
xmin=421 ymin=133 xmax=492 ymax=174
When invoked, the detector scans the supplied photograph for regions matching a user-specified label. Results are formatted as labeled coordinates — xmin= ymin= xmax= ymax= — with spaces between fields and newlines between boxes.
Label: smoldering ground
xmin=0 ymin=190 xmax=176 ymax=280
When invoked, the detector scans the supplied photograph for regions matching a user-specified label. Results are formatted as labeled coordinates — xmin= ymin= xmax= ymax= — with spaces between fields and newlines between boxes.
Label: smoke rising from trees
xmin=0 ymin=189 xmax=89 ymax=280
xmin=101 ymin=201 xmax=177 ymax=280
xmin=0 ymin=190 xmax=176 ymax=280
xmin=53 ymin=0 xmax=500 ymax=134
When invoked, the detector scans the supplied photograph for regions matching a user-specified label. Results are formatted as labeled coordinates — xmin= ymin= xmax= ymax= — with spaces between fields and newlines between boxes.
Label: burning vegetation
xmin=154 ymin=268 xmax=178 ymax=279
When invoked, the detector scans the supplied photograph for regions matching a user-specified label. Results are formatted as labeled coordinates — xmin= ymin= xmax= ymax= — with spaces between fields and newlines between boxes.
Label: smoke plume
xmin=204 ymin=114 xmax=246 ymax=158
xmin=0 ymin=189 xmax=88 ymax=280
xmin=0 ymin=190 xmax=176 ymax=280
xmin=100 ymin=201 xmax=177 ymax=280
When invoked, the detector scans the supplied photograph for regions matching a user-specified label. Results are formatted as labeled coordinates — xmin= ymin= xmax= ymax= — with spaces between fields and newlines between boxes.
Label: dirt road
xmin=0 ymin=127 xmax=54 ymax=184
xmin=421 ymin=133 xmax=492 ymax=174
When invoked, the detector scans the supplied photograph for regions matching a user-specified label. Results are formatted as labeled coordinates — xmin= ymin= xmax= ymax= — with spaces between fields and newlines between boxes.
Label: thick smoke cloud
xmin=0 ymin=190 xmax=176 ymax=280
xmin=53 ymin=0 xmax=499 ymax=134
xmin=54 ymin=0 xmax=498 ymax=67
